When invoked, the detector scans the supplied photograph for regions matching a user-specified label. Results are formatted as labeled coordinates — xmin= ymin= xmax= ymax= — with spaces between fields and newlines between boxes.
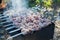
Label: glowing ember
xmin=0 ymin=0 xmax=6 ymax=9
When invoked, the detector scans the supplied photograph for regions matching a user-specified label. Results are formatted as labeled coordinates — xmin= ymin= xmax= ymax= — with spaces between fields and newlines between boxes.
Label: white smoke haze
xmin=4 ymin=0 xmax=51 ymax=34
xmin=11 ymin=0 xmax=28 ymax=9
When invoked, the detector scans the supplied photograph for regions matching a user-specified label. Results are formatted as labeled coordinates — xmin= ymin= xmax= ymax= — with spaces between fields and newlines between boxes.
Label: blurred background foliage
xmin=4 ymin=0 xmax=60 ymax=8
xmin=28 ymin=0 xmax=60 ymax=8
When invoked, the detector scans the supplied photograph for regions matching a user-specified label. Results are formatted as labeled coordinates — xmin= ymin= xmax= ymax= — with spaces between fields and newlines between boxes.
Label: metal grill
xmin=0 ymin=14 xmax=55 ymax=40
xmin=0 ymin=14 xmax=22 ymax=40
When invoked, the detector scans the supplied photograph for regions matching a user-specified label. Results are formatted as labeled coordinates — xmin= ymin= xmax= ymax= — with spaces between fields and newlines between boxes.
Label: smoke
xmin=11 ymin=0 xmax=28 ymax=9
xmin=3 ymin=0 xmax=51 ymax=34
xmin=4 ymin=0 xmax=28 ymax=16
